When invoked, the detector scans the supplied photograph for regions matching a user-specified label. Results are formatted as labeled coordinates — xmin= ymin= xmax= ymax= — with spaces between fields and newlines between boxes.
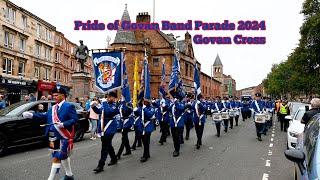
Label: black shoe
xmin=158 ymin=140 xmax=164 ymax=145
xmin=61 ymin=175 xmax=74 ymax=180
xmin=123 ymin=151 xmax=132 ymax=156
xmin=131 ymin=147 xmax=136 ymax=151
xmin=263 ymin=132 xmax=267 ymax=135
xmin=140 ymin=156 xmax=149 ymax=163
xmin=224 ymin=129 xmax=227 ymax=133
xmin=180 ymin=141 xmax=184 ymax=144
xmin=93 ymin=166 xmax=104 ymax=173
xmin=185 ymin=136 xmax=189 ymax=140
xmin=230 ymin=127 xmax=233 ymax=129
xmin=108 ymin=160 xmax=117 ymax=166
xmin=196 ymin=144 xmax=200 ymax=149
xmin=236 ymin=124 xmax=238 ymax=126
xmin=173 ymin=151 xmax=179 ymax=157
xmin=116 ymin=155 xmax=121 ymax=160
xmin=216 ymin=134 xmax=220 ymax=137
xmin=137 ymin=145 xmax=142 ymax=148
xmin=257 ymin=137 xmax=262 ymax=141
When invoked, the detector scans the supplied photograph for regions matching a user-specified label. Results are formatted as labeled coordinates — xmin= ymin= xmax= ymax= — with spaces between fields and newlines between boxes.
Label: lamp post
xmin=106 ymin=36 xmax=111 ymax=48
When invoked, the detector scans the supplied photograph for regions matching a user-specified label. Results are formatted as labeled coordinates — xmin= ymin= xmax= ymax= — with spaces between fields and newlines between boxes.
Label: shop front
xmin=0 ymin=76 xmax=37 ymax=105
xmin=37 ymin=80 xmax=56 ymax=99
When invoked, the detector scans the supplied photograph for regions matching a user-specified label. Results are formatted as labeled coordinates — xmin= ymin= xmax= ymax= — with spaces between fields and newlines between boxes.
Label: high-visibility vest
xmin=280 ymin=104 xmax=288 ymax=114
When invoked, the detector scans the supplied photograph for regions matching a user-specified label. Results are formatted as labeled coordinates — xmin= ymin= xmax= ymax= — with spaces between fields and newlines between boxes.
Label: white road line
xmin=272 ymin=134 xmax=274 ymax=137
xmin=270 ymin=138 xmax=274 ymax=142
xmin=265 ymin=160 xmax=271 ymax=167
xmin=262 ymin=173 xmax=269 ymax=180
xmin=269 ymin=143 xmax=273 ymax=147
xmin=268 ymin=150 xmax=272 ymax=156
xmin=272 ymin=131 xmax=275 ymax=133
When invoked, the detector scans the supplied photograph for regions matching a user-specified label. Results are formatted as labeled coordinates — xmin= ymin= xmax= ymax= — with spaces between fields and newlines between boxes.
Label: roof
xmin=113 ymin=4 xmax=137 ymax=44
xmin=213 ymin=54 xmax=223 ymax=66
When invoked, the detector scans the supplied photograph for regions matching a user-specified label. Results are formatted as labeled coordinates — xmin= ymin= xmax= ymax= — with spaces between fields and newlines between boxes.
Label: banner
xmin=92 ymin=51 xmax=123 ymax=93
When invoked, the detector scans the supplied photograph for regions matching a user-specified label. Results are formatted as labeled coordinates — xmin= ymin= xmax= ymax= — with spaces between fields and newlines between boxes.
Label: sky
xmin=9 ymin=0 xmax=305 ymax=90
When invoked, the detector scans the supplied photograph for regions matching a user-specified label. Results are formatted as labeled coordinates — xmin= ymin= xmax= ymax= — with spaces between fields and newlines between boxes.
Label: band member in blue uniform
xmin=265 ymin=97 xmax=274 ymax=129
xmin=131 ymin=102 xmax=143 ymax=150
xmin=193 ymin=94 xmax=206 ymax=149
xmin=92 ymin=91 xmax=119 ymax=173
xmin=116 ymin=101 xmax=133 ymax=159
xmin=250 ymin=93 xmax=266 ymax=141
xmin=140 ymin=99 xmax=155 ymax=162
xmin=241 ymin=98 xmax=251 ymax=121
xmin=170 ymin=95 xmax=185 ymax=157
xmin=184 ymin=93 xmax=194 ymax=140
xmin=234 ymin=97 xmax=241 ymax=126
xmin=158 ymin=93 xmax=171 ymax=145
xmin=228 ymin=96 xmax=236 ymax=129
xmin=212 ymin=96 xmax=224 ymax=137
xmin=23 ymin=86 xmax=78 ymax=180
xmin=222 ymin=97 xmax=230 ymax=132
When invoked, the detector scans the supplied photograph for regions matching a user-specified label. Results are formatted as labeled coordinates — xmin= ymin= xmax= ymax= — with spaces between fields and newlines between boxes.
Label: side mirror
xmin=285 ymin=115 xmax=292 ymax=120
xmin=284 ymin=149 xmax=305 ymax=163
xmin=305 ymin=106 xmax=309 ymax=111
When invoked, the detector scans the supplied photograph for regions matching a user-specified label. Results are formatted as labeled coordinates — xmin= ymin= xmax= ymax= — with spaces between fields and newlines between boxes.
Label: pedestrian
xmin=24 ymin=95 xmax=30 ymax=101
xmin=170 ymin=95 xmax=185 ymax=157
xmin=116 ymin=100 xmax=133 ymax=160
xmin=301 ymin=98 xmax=320 ymax=125
xmin=140 ymin=98 xmax=155 ymax=162
xmin=47 ymin=95 xmax=53 ymax=100
xmin=0 ymin=95 xmax=6 ymax=110
xmin=89 ymin=97 xmax=99 ymax=140
xmin=279 ymin=100 xmax=290 ymax=132
xmin=84 ymin=95 xmax=91 ymax=111
xmin=22 ymin=86 xmax=78 ymax=180
xmin=75 ymin=97 xmax=82 ymax=107
xmin=40 ymin=95 xmax=47 ymax=100
xmin=29 ymin=93 xmax=36 ymax=101
xmin=92 ymin=92 xmax=119 ymax=173
xmin=251 ymin=93 xmax=266 ymax=141
xmin=131 ymin=102 xmax=143 ymax=150
xmin=193 ymin=94 xmax=206 ymax=149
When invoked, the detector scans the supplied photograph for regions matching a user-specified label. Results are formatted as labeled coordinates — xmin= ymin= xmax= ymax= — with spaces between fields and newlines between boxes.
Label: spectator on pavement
xmin=0 ymin=95 xmax=6 ymax=110
xmin=89 ymin=97 xmax=99 ymax=140
xmin=40 ymin=96 xmax=47 ymax=100
xmin=47 ymin=95 xmax=52 ymax=100
xmin=24 ymin=95 xmax=30 ymax=101
xmin=301 ymin=98 xmax=320 ymax=125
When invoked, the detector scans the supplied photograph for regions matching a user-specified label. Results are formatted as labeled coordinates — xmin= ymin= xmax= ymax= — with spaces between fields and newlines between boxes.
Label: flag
xmin=194 ymin=63 xmax=201 ymax=100
xmin=159 ymin=59 xmax=167 ymax=97
xmin=228 ymin=79 xmax=232 ymax=96
xmin=121 ymin=55 xmax=131 ymax=103
xmin=138 ymin=52 xmax=151 ymax=103
xmin=92 ymin=51 xmax=122 ymax=93
xmin=168 ymin=53 xmax=185 ymax=99
xmin=132 ymin=57 xmax=139 ymax=108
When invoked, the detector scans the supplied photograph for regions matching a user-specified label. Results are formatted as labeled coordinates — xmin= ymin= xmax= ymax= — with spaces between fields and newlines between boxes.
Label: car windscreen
xmin=5 ymin=103 xmax=33 ymax=116
xmin=0 ymin=101 xmax=29 ymax=116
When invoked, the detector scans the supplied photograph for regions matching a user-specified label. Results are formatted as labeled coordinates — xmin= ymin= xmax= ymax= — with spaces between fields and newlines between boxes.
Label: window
xmin=70 ymin=60 xmax=73 ymax=68
xmin=44 ymin=47 xmax=51 ymax=61
xmin=19 ymin=38 xmax=26 ymax=52
xmin=5 ymin=7 xmax=16 ymax=24
xmin=58 ymin=71 xmax=61 ymax=80
xmin=65 ymin=73 xmax=68 ymax=83
xmin=4 ymin=31 xmax=14 ymax=49
xmin=44 ymin=68 xmax=50 ymax=81
xmin=185 ymin=63 xmax=189 ymax=76
xmin=36 ymin=44 xmax=41 ymax=58
xmin=36 ymin=24 xmax=41 ymax=38
xmin=18 ymin=61 xmax=25 ymax=76
xmin=34 ymin=66 xmax=40 ymax=78
xmin=22 ymin=15 xmax=27 ymax=29
xmin=45 ymin=29 xmax=52 ymax=41
xmin=2 ymin=58 xmax=13 ymax=74
xmin=55 ymin=52 xmax=61 ymax=62
xmin=54 ymin=70 xmax=57 ymax=81
xmin=153 ymin=57 xmax=160 ymax=67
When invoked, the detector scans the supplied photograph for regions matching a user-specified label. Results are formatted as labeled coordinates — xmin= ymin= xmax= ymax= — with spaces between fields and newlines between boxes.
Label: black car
xmin=0 ymin=100 xmax=89 ymax=156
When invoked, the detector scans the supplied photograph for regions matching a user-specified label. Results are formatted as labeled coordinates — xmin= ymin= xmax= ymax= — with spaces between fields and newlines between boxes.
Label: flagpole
xmin=133 ymin=57 xmax=138 ymax=108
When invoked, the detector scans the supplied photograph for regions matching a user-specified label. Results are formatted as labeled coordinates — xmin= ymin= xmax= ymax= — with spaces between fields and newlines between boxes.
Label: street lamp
xmin=106 ymin=36 xmax=111 ymax=48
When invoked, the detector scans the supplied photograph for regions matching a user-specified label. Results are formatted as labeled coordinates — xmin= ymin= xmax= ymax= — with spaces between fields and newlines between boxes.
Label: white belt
xmin=103 ymin=120 xmax=113 ymax=133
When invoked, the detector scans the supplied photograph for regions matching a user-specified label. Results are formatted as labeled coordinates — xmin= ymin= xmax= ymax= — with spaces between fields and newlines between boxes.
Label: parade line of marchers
xmin=74 ymin=20 xmax=266 ymax=44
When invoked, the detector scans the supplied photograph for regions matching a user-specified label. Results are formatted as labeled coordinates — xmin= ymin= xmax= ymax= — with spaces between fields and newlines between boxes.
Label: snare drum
xmin=221 ymin=112 xmax=229 ymax=119
xmin=254 ymin=113 xmax=266 ymax=123
xmin=229 ymin=109 xmax=236 ymax=117
xmin=48 ymin=131 xmax=60 ymax=150
xmin=212 ymin=112 xmax=222 ymax=121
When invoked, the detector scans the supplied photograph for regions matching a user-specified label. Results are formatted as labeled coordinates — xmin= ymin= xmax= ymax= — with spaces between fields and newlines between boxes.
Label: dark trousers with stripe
xmin=117 ymin=128 xmax=131 ymax=156
xmin=171 ymin=127 xmax=183 ymax=152
xmin=98 ymin=134 xmax=116 ymax=167
xmin=195 ymin=123 xmax=204 ymax=145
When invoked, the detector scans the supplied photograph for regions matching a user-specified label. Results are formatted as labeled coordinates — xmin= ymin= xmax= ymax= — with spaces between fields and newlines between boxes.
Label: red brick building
xmin=111 ymin=6 xmax=221 ymax=99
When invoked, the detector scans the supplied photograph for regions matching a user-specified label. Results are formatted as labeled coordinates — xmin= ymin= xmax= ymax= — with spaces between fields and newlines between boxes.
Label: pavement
xmin=0 ymin=116 xmax=293 ymax=180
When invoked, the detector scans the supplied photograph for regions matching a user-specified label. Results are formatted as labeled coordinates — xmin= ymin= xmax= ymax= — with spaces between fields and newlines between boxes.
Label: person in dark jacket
xmin=301 ymin=98 xmax=320 ymax=125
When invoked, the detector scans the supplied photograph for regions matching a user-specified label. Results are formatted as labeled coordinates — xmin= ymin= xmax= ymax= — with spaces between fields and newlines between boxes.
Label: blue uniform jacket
xmin=92 ymin=101 xmax=119 ymax=135
xmin=33 ymin=102 xmax=78 ymax=139
xmin=133 ymin=106 xmax=143 ymax=132
xmin=250 ymin=100 xmax=266 ymax=113
xmin=142 ymin=105 xmax=155 ymax=133
xmin=193 ymin=100 xmax=206 ymax=124
xmin=157 ymin=98 xmax=171 ymax=123
xmin=212 ymin=101 xmax=224 ymax=111
xmin=119 ymin=102 xmax=134 ymax=129
xmin=184 ymin=99 xmax=194 ymax=123
xmin=169 ymin=100 xmax=185 ymax=128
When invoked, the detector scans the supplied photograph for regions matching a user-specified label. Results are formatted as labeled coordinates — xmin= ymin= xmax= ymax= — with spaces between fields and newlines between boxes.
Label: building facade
xmin=0 ymin=0 xmax=97 ymax=105
xmin=111 ymin=7 xmax=221 ymax=99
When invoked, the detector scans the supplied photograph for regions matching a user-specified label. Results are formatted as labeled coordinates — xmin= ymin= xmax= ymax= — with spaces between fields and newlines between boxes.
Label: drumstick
xmin=40 ymin=123 xmax=55 ymax=127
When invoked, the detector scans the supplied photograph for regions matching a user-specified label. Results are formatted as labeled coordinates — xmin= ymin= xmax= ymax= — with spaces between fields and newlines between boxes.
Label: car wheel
xmin=0 ymin=132 xmax=8 ymax=157
xmin=74 ymin=128 xmax=85 ymax=142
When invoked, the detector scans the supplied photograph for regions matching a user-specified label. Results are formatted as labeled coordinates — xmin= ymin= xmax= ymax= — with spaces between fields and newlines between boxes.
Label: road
xmin=0 ymin=116 xmax=293 ymax=180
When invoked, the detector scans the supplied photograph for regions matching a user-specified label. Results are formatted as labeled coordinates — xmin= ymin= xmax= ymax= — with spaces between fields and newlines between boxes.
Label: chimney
xmin=136 ymin=12 xmax=151 ymax=23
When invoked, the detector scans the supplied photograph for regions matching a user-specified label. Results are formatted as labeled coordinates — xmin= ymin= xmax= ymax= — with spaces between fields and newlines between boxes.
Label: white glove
xmin=22 ymin=112 xmax=33 ymax=119
xmin=133 ymin=107 xmax=139 ymax=112
xmin=142 ymin=105 xmax=146 ymax=109
xmin=173 ymin=98 xmax=178 ymax=102
xmin=55 ymin=122 xmax=64 ymax=128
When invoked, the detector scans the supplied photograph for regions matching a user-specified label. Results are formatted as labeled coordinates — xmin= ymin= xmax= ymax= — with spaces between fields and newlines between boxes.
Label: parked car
xmin=285 ymin=114 xmax=320 ymax=180
xmin=0 ymin=100 xmax=89 ymax=156
xmin=286 ymin=105 xmax=310 ymax=149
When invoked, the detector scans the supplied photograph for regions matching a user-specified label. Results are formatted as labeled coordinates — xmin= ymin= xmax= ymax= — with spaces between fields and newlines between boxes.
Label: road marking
xmin=272 ymin=130 xmax=275 ymax=133
xmin=265 ymin=160 xmax=271 ymax=167
xmin=269 ymin=143 xmax=273 ymax=147
xmin=270 ymin=138 xmax=274 ymax=142
xmin=268 ymin=150 xmax=272 ymax=156
xmin=262 ymin=173 xmax=269 ymax=180
xmin=272 ymin=134 xmax=274 ymax=137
